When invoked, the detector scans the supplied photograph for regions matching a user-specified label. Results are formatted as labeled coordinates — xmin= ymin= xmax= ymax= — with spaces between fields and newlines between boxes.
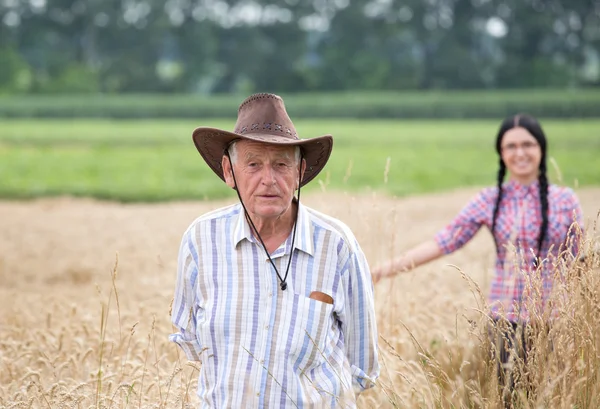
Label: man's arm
xmin=169 ymin=229 xmax=204 ymax=361
xmin=341 ymin=244 xmax=380 ymax=394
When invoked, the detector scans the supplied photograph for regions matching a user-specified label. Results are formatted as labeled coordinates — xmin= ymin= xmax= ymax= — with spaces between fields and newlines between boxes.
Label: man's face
xmin=222 ymin=140 xmax=305 ymax=223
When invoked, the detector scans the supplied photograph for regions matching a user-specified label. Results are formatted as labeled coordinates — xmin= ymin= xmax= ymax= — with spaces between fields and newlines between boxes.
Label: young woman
xmin=373 ymin=114 xmax=584 ymax=391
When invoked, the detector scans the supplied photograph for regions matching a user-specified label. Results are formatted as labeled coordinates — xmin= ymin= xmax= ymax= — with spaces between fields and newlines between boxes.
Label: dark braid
xmin=491 ymin=159 xmax=506 ymax=251
xmin=537 ymin=161 xmax=549 ymax=258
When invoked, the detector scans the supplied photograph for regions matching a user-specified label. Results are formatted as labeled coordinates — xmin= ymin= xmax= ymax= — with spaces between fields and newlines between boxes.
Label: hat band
xmin=235 ymin=122 xmax=297 ymax=138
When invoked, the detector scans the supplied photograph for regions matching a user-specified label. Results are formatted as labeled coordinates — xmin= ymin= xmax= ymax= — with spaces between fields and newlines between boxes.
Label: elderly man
xmin=169 ymin=93 xmax=379 ymax=408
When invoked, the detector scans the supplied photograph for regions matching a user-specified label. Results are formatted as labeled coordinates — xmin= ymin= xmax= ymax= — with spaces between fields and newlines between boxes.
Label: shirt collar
xmin=232 ymin=201 xmax=314 ymax=257
xmin=504 ymin=178 xmax=540 ymax=199
xmin=233 ymin=204 xmax=253 ymax=247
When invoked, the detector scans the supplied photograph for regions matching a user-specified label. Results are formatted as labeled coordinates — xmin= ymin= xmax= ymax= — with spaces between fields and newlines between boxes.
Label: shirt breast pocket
xmin=278 ymin=292 xmax=334 ymax=371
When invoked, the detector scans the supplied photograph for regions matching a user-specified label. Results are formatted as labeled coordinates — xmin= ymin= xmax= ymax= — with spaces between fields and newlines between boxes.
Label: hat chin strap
xmin=225 ymin=150 xmax=302 ymax=291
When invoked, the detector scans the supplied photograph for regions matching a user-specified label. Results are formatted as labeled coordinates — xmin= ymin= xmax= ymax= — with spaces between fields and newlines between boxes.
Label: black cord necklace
xmin=227 ymin=151 xmax=302 ymax=291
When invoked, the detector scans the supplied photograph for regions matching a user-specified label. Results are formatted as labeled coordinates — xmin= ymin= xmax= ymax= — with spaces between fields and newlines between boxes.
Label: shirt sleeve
xmin=340 ymin=241 xmax=380 ymax=394
xmin=169 ymin=228 xmax=204 ymax=361
xmin=562 ymin=189 xmax=584 ymax=258
xmin=434 ymin=189 xmax=491 ymax=254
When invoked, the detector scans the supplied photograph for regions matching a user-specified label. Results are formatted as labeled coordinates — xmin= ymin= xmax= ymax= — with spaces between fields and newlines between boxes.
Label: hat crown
xmin=233 ymin=93 xmax=298 ymax=140
xmin=192 ymin=92 xmax=333 ymax=188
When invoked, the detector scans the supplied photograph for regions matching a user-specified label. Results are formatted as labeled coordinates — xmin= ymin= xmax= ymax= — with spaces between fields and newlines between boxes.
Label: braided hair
xmin=492 ymin=114 xmax=549 ymax=259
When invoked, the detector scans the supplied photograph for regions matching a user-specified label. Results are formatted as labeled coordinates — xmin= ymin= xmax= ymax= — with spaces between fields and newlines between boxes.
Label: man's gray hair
xmin=227 ymin=140 xmax=301 ymax=165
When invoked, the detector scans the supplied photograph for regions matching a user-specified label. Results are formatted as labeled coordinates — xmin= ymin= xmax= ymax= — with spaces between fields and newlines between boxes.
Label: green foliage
xmin=38 ymin=64 xmax=101 ymax=94
xmin=0 ymin=119 xmax=597 ymax=202
xmin=0 ymin=90 xmax=599 ymax=119
xmin=0 ymin=48 xmax=32 ymax=93
xmin=1 ymin=1 xmax=599 ymax=94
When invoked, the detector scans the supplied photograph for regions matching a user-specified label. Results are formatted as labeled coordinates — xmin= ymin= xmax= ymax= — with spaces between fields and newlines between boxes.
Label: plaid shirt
xmin=435 ymin=180 xmax=583 ymax=321
xmin=170 ymin=202 xmax=379 ymax=408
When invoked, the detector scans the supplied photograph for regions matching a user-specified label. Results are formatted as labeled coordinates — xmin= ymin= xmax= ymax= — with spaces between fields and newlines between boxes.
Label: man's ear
xmin=298 ymin=158 xmax=307 ymax=189
xmin=222 ymin=155 xmax=236 ymax=189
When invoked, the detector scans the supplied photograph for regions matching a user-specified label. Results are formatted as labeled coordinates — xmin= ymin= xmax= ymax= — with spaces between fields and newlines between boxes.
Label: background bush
xmin=1 ymin=90 xmax=599 ymax=119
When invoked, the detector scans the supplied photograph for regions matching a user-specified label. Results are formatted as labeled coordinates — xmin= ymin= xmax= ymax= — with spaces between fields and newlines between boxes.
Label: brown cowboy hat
xmin=192 ymin=93 xmax=333 ymax=187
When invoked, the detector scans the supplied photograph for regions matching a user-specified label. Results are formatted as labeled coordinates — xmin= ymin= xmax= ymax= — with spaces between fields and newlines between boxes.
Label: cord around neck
xmin=225 ymin=150 xmax=303 ymax=291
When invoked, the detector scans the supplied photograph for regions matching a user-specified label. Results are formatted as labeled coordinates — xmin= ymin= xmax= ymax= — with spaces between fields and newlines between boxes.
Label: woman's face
xmin=499 ymin=127 xmax=542 ymax=184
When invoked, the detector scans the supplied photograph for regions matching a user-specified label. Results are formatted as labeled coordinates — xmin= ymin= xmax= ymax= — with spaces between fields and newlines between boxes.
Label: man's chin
xmin=252 ymin=207 xmax=285 ymax=219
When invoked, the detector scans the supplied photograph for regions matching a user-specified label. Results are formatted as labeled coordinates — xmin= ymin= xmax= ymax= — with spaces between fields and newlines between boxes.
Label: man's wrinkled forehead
xmin=239 ymin=140 xmax=297 ymax=158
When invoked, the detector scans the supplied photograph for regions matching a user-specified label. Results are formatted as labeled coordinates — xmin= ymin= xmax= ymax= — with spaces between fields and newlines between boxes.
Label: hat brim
xmin=192 ymin=127 xmax=333 ymax=188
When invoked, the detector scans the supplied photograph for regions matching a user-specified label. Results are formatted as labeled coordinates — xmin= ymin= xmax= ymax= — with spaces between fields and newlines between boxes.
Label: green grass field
xmin=1 ymin=119 xmax=598 ymax=201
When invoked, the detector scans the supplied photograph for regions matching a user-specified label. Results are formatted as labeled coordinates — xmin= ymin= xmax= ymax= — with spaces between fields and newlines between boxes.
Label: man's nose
xmin=261 ymin=165 xmax=276 ymax=184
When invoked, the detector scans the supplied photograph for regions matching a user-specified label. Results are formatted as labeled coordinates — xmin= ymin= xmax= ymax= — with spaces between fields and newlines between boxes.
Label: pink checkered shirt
xmin=435 ymin=180 xmax=583 ymax=321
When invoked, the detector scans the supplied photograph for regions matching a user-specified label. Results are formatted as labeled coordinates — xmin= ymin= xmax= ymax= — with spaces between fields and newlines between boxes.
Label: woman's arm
xmin=564 ymin=189 xmax=585 ymax=259
xmin=372 ymin=189 xmax=492 ymax=284
xmin=372 ymin=239 xmax=443 ymax=282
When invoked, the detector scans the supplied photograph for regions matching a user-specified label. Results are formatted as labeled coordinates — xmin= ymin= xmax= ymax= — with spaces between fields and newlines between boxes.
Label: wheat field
xmin=1 ymin=187 xmax=599 ymax=408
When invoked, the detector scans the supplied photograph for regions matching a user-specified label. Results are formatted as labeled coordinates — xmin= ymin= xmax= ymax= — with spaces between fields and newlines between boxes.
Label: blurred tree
xmin=0 ymin=0 xmax=598 ymax=93
xmin=0 ymin=47 xmax=32 ymax=93
xmin=496 ymin=0 xmax=600 ymax=87
xmin=310 ymin=0 xmax=411 ymax=90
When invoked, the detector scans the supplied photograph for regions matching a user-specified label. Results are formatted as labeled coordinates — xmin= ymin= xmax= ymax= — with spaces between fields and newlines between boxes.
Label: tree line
xmin=1 ymin=0 xmax=599 ymax=94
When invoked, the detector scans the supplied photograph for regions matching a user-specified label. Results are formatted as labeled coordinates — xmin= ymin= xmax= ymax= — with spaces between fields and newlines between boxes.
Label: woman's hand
xmin=371 ymin=240 xmax=444 ymax=284
xmin=371 ymin=261 xmax=398 ymax=284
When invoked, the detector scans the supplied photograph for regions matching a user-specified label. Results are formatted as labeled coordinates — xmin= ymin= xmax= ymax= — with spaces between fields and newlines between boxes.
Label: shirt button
xmin=256 ymin=392 xmax=260 ymax=396
xmin=260 ymin=359 xmax=265 ymax=364
xmin=265 ymin=325 xmax=269 ymax=329
xmin=268 ymin=292 xmax=273 ymax=297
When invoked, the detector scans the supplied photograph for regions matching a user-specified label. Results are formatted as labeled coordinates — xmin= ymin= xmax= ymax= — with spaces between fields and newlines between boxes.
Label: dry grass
xmin=0 ymin=188 xmax=599 ymax=408
xmin=373 ymin=221 xmax=600 ymax=409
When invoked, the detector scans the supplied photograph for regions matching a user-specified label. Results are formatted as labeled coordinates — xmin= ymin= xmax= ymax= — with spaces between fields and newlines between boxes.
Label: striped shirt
xmin=170 ymin=202 xmax=379 ymax=408
xmin=434 ymin=180 xmax=583 ymax=321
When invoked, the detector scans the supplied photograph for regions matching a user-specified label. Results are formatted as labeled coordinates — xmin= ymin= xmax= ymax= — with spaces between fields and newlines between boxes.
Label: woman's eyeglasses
xmin=501 ymin=141 xmax=539 ymax=153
